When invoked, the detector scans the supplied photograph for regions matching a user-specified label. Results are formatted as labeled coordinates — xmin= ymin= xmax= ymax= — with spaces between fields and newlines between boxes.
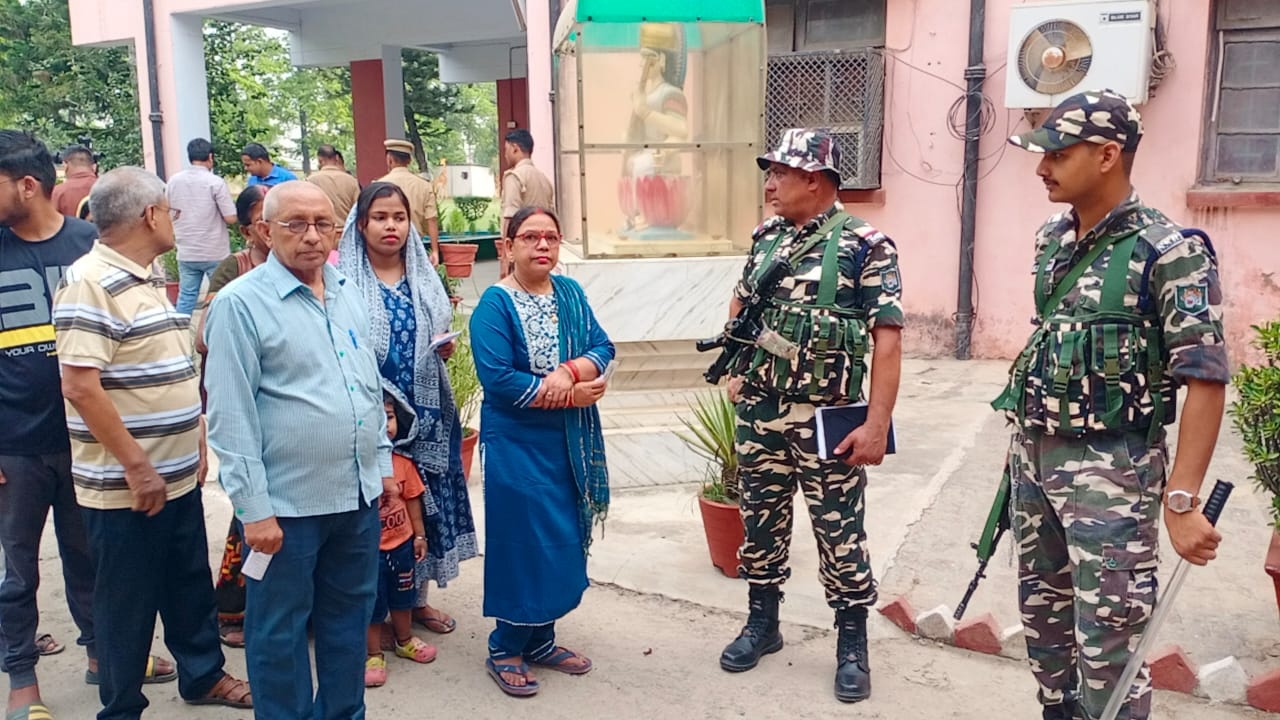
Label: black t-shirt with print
xmin=0 ymin=217 xmax=97 ymax=455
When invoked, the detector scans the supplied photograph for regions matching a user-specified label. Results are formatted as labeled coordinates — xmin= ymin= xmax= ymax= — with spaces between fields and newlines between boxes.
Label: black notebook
xmin=815 ymin=403 xmax=897 ymax=460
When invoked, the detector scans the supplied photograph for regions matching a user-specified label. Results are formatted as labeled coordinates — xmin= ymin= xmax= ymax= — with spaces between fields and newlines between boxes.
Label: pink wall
xmin=842 ymin=0 xmax=1277 ymax=364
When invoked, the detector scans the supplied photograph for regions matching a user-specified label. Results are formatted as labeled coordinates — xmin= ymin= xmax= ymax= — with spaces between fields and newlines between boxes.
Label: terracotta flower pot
xmin=461 ymin=428 xmax=479 ymax=484
xmin=165 ymin=281 xmax=180 ymax=305
xmin=698 ymin=495 xmax=744 ymax=578
xmin=441 ymin=243 xmax=478 ymax=279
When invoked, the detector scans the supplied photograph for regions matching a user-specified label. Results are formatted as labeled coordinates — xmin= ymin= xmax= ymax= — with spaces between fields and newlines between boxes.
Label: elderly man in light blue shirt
xmin=204 ymin=181 xmax=390 ymax=720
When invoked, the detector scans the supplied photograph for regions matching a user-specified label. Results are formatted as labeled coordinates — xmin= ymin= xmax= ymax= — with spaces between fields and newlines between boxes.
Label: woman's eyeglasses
xmin=512 ymin=232 xmax=562 ymax=246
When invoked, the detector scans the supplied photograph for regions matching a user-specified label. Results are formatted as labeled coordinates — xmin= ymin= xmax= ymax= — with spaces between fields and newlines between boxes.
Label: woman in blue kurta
xmin=470 ymin=206 xmax=614 ymax=697
xmin=337 ymin=183 xmax=478 ymax=644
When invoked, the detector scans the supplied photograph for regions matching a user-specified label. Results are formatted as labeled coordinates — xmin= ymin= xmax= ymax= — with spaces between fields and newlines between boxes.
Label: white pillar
xmin=382 ymin=44 xmax=406 ymax=139
xmin=168 ymin=13 xmax=211 ymax=170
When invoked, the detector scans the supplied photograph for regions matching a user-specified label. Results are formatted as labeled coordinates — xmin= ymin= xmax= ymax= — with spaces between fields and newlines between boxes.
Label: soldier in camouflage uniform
xmin=719 ymin=128 xmax=904 ymax=704
xmin=997 ymin=90 xmax=1230 ymax=720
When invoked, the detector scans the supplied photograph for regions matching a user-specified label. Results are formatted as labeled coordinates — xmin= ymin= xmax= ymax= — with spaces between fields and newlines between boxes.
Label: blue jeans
xmin=371 ymin=538 xmax=416 ymax=622
xmin=81 ymin=490 xmax=226 ymax=720
xmin=176 ymin=260 xmax=221 ymax=315
xmin=244 ymin=504 xmax=378 ymax=720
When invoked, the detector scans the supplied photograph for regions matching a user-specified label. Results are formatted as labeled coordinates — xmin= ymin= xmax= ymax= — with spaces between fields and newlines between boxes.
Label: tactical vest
xmin=992 ymin=228 xmax=1188 ymax=443
xmin=745 ymin=212 xmax=873 ymax=404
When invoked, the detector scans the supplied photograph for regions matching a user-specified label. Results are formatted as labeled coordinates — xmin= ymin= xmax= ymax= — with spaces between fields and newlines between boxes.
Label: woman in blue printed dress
xmin=337 ymin=182 xmax=477 ymax=648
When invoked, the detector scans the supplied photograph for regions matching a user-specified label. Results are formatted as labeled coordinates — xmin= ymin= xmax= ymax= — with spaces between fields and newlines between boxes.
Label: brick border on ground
xmin=875 ymin=594 xmax=1280 ymax=715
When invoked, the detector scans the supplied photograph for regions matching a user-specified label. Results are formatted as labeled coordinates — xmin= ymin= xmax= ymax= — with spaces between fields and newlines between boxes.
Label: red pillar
xmin=351 ymin=59 xmax=389 ymax=186
xmin=496 ymin=77 xmax=530 ymax=175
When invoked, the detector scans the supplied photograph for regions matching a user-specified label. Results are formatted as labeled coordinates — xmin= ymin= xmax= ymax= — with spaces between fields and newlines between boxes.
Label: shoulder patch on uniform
xmin=844 ymin=217 xmax=888 ymax=247
xmin=1144 ymin=226 xmax=1185 ymax=256
xmin=1175 ymin=283 xmax=1209 ymax=314
xmin=879 ymin=267 xmax=902 ymax=293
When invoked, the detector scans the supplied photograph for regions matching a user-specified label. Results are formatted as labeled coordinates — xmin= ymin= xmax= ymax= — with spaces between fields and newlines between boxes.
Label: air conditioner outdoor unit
xmin=1004 ymin=0 xmax=1155 ymax=109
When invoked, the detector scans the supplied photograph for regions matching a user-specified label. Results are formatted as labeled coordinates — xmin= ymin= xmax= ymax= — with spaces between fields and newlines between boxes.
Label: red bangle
xmin=561 ymin=361 xmax=580 ymax=383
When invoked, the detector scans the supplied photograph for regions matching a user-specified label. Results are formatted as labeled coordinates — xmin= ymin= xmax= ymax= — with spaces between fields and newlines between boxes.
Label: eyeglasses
xmin=274 ymin=220 xmax=337 ymax=235
xmin=512 ymin=232 xmax=562 ymax=246
xmin=142 ymin=204 xmax=181 ymax=221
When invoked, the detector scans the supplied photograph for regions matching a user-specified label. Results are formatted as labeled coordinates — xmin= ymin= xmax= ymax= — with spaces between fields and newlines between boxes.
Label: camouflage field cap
xmin=1008 ymin=89 xmax=1143 ymax=153
xmin=756 ymin=128 xmax=842 ymax=181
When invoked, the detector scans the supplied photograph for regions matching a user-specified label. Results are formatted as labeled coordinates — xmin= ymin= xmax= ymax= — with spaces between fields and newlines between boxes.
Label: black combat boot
xmin=719 ymin=585 xmax=784 ymax=672
xmin=833 ymin=606 xmax=870 ymax=703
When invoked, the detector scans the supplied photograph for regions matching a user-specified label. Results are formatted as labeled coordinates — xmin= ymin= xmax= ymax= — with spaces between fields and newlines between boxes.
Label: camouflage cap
xmin=756 ymin=128 xmax=842 ymax=181
xmin=1008 ymin=89 xmax=1143 ymax=153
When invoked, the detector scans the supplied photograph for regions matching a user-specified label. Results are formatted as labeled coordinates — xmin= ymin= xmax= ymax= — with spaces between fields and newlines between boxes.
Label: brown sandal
xmin=186 ymin=673 xmax=252 ymax=709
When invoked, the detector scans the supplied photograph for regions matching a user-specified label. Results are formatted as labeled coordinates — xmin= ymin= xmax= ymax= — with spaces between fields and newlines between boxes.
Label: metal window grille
xmin=766 ymin=49 xmax=885 ymax=190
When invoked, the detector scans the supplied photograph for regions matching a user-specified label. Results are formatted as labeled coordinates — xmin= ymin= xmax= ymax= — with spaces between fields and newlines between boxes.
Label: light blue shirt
xmin=204 ymin=254 xmax=391 ymax=523
xmin=245 ymin=163 xmax=298 ymax=188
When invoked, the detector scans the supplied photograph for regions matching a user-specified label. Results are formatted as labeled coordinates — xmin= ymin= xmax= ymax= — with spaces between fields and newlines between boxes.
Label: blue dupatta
xmin=552 ymin=275 xmax=611 ymax=553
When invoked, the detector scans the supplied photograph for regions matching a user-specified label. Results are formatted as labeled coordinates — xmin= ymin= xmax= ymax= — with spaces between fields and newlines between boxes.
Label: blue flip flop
xmin=485 ymin=657 xmax=539 ymax=697
xmin=530 ymin=646 xmax=593 ymax=675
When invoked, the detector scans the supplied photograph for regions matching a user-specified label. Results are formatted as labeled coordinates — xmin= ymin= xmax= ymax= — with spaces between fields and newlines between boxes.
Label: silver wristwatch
xmin=1165 ymin=490 xmax=1198 ymax=514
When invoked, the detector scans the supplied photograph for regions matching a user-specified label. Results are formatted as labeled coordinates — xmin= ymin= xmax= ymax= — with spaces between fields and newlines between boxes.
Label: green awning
xmin=575 ymin=0 xmax=763 ymax=23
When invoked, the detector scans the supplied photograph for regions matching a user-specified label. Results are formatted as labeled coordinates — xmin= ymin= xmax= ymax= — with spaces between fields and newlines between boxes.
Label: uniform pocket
xmin=1096 ymin=544 xmax=1158 ymax=630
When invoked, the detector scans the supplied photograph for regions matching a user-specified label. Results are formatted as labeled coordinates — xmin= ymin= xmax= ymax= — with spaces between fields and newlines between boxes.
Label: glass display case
xmin=554 ymin=1 xmax=766 ymax=258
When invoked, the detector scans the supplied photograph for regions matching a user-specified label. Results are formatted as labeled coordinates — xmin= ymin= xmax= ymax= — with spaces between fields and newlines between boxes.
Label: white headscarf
xmin=337 ymin=200 xmax=455 ymax=475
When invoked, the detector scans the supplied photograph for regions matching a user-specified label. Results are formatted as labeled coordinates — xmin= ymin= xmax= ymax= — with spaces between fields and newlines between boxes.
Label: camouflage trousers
xmin=734 ymin=392 xmax=876 ymax=609
xmin=1008 ymin=428 xmax=1167 ymax=720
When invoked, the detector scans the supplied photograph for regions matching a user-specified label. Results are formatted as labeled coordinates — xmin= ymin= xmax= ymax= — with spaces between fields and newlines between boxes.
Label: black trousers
xmin=81 ymin=490 xmax=226 ymax=720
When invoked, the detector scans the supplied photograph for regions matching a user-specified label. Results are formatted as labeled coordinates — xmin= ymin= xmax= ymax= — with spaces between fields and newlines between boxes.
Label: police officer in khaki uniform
xmin=996 ymin=90 xmax=1229 ymax=720
xmin=500 ymin=129 xmax=554 ymax=231
xmin=378 ymin=139 xmax=440 ymax=264
xmin=499 ymin=129 xmax=554 ymax=277
xmin=720 ymin=128 xmax=904 ymax=704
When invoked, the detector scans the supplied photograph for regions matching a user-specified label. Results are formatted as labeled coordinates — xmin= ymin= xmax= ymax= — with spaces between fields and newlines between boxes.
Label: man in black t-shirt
xmin=0 ymin=131 xmax=176 ymax=718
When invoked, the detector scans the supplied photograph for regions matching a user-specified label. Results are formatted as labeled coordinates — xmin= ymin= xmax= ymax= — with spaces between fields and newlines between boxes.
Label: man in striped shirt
xmin=54 ymin=166 xmax=251 ymax=719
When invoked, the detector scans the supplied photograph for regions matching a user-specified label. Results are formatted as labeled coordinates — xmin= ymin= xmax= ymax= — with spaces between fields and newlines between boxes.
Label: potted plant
xmin=159 ymin=249 xmax=180 ymax=304
xmin=436 ymin=263 xmax=463 ymax=308
xmin=1229 ymin=320 xmax=1280 ymax=613
xmin=439 ymin=197 xmax=488 ymax=278
xmin=447 ymin=315 xmax=482 ymax=484
xmin=678 ymin=390 xmax=743 ymax=578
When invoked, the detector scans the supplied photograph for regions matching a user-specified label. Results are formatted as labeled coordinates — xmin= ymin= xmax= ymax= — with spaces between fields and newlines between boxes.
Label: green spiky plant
xmin=677 ymin=390 xmax=740 ymax=504
xmin=1230 ymin=321 xmax=1280 ymax=529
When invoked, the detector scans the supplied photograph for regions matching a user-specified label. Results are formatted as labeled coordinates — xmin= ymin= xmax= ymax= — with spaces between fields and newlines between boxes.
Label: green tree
xmin=401 ymin=49 xmax=472 ymax=171
xmin=0 ymin=0 xmax=142 ymax=167
xmin=202 ymin=20 xmax=291 ymax=177
xmin=446 ymin=83 xmax=498 ymax=169
xmin=203 ymin=22 xmax=354 ymax=178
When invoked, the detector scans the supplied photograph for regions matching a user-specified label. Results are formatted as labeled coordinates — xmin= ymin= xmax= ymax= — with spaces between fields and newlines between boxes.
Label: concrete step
xmin=610 ymin=340 xmax=717 ymax=391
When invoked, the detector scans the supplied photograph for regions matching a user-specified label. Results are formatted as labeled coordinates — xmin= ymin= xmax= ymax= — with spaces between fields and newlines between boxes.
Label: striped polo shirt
xmin=53 ymin=242 xmax=201 ymax=509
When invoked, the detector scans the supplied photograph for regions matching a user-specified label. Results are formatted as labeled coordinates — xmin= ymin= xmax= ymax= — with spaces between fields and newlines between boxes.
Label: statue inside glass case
xmin=619 ymin=22 xmax=692 ymax=237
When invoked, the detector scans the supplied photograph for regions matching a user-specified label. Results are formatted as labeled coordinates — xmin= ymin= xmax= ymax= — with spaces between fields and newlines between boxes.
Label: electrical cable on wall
xmin=1147 ymin=0 xmax=1175 ymax=96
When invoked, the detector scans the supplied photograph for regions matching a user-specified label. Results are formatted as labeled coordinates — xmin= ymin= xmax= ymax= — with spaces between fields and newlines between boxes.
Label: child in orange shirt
xmin=366 ymin=394 xmax=434 ymax=688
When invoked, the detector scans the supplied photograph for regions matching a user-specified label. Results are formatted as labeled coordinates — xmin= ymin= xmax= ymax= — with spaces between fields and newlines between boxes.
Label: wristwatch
xmin=1165 ymin=490 xmax=1199 ymax=514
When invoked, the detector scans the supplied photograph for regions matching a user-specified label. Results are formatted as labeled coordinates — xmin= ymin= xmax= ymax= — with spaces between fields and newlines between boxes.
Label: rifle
xmin=696 ymin=258 xmax=792 ymax=385
xmin=954 ymin=468 xmax=1012 ymax=621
